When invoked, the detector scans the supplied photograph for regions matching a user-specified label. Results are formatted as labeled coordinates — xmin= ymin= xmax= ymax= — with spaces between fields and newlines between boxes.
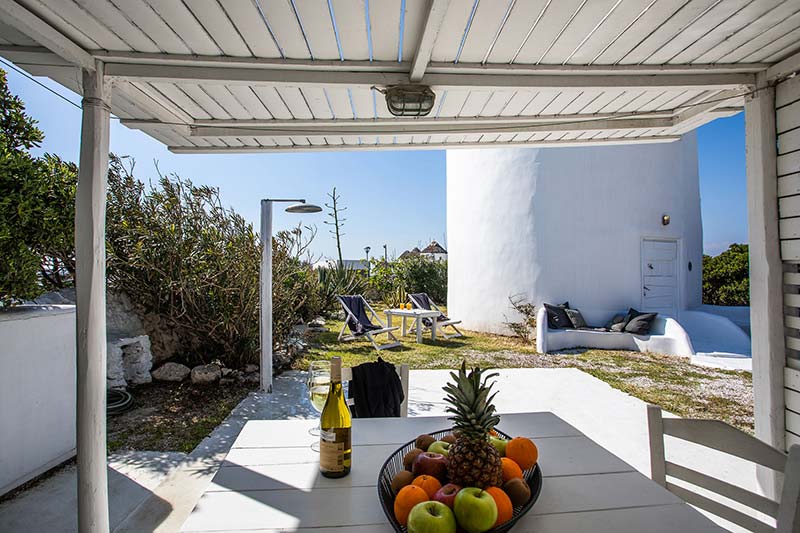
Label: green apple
xmin=407 ymin=500 xmax=457 ymax=533
xmin=453 ymin=487 xmax=498 ymax=533
xmin=489 ymin=436 xmax=508 ymax=457
xmin=427 ymin=440 xmax=451 ymax=456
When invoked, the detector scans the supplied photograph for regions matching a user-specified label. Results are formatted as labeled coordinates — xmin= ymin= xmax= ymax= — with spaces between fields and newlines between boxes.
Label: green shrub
xmin=106 ymin=160 xmax=321 ymax=367
xmin=702 ymin=244 xmax=749 ymax=306
xmin=367 ymin=256 xmax=448 ymax=305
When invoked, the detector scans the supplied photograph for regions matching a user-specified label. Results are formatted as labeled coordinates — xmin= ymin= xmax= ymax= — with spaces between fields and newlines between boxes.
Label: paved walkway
xmin=0 ymin=369 xmax=762 ymax=532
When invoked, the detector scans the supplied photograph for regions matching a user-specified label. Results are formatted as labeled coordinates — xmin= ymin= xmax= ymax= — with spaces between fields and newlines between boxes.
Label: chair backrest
xmin=409 ymin=292 xmax=432 ymax=310
xmin=342 ymin=363 xmax=409 ymax=417
xmin=647 ymin=404 xmax=800 ymax=532
xmin=338 ymin=294 xmax=383 ymax=332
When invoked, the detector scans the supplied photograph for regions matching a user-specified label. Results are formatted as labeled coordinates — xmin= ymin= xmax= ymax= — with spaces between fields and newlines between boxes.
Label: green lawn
xmin=296 ymin=314 xmax=754 ymax=433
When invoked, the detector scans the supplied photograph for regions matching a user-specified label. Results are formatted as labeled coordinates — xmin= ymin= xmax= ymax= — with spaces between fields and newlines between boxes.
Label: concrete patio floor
xmin=0 ymin=368 xmax=761 ymax=532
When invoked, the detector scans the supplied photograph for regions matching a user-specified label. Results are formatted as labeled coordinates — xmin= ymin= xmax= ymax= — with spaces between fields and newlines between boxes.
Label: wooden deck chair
xmin=647 ymin=404 xmax=800 ymax=533
xmin=337 ymin=295 xmax=401 ymax=351
xmin=342 ymin=363 xmax=410 ymax=417
xmin=408 ymin=292 xmax=463 ymax=339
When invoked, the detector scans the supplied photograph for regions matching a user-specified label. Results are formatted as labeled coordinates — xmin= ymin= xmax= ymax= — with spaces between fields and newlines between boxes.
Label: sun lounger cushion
xmin=544 ymin=302 xmax=572 ymax=329
xmin=340 ymin=295 xmax=382 ymax=336
xmin=409 ymin=292 xmax=448 ymax=326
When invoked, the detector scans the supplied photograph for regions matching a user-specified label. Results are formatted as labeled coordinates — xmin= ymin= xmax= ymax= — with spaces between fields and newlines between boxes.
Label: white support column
xmin=75 ymin=59 xmax=111 ymax=533
xmin=260 ymin=200 xmax=273 ymax=393
xmin=746 ymin=72 xmax=785 ymax=498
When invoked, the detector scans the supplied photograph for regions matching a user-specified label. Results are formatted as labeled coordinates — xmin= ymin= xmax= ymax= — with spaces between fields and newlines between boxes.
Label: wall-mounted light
xmin=662 ymin=214 xmax=670 ymax=226
xmin=373 ymin=85 xmax=436 ymax=117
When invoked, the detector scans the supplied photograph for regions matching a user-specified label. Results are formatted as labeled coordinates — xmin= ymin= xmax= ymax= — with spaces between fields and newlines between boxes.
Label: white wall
xmin=447 ymin=134 xmax=702 ymax=333
xmin=0 ymin=305 xmax=76 ymax=495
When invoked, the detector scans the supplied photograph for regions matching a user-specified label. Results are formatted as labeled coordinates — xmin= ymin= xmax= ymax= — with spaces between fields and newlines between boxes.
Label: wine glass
xmin=307 ymin=360 xmax=331 ymax=446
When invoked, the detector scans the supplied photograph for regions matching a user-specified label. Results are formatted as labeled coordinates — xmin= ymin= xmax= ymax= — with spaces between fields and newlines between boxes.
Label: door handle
xmin=643 ymin=286 xmax=650 ymax=291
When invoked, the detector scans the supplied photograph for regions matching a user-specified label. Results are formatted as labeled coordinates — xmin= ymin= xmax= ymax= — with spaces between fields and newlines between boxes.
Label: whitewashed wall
xmin=0 ymin=305 xmax=76 ymax=495
xmin=447 ymin=134 xmax=702 ymax=334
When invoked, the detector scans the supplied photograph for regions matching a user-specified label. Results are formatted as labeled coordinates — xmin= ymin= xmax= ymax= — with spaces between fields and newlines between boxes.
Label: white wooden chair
xmin=342 ymin=363 xmax=409 ymax=417
xmin=337 ymin=295 xmax=401 ymax=351
xmin=408 ymin=292 xmax=463 ymax=339
xmin=647 ymin=404 xmax=800 ymax=533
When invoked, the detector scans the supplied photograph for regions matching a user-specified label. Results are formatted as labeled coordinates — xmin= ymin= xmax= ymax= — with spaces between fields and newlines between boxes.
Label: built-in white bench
xmin=535 ymin=306 xmax=695 ymax=357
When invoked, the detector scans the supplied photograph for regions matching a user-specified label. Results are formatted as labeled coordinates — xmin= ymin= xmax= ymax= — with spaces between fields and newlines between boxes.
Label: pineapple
xmin=442 ymin=362 xmax=503 ymax=488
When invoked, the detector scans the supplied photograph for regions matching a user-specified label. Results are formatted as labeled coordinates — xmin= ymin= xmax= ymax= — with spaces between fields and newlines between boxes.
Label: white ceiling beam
xmin=766 ymin=50 xmax=800 ymax=81
xmin=0 ymin=3 xmax=94 ymax=71
xmin=185 ymin=117 xmax=675 ymax=138
xmin=168 ymin=136 xmax=681 ymax=154
xmin=87 ymin=49 xmax=768 ymax=75
xmin=104 ymin=61 xmax=755 ymax=90
xmin=410 ymin=0 xmax=451 ymax=82
xmin=673 ymin=89 xmax=747 ymax=124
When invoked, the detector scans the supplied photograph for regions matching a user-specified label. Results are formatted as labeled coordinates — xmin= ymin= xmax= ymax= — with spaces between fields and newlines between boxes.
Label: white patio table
xmin=384 ymin=308 xmax=441 ymax=343
xmin=180 ymin=412 xmax=725 ymax=532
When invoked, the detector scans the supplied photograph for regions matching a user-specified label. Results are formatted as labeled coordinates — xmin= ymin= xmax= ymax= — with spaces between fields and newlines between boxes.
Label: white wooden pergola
xmin=0 ymin=1 xmax=798 ymax=531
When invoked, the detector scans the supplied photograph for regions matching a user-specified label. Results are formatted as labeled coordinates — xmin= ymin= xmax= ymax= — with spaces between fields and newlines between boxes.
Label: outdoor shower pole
xmin=260 ymin=200 xmax=274 ymax=394
xmin=260 ymin=198 xmax=320 ymax=393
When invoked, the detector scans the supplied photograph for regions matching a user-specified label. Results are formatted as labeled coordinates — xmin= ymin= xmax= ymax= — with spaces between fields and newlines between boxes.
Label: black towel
xmin=340 ymin=295 xmax=382 ymax=336
xmin=347 ymin=357 xmax=405 ymax=418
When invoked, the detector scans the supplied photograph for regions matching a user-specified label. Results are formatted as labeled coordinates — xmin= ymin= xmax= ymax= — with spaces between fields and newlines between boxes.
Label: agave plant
xmin=318 ymin=263 xmax=368 ymax=315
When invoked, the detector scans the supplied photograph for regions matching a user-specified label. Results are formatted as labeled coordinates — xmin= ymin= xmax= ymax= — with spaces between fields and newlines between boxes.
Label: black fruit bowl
xmin=377 ymin=428 xmax=542 ymax=533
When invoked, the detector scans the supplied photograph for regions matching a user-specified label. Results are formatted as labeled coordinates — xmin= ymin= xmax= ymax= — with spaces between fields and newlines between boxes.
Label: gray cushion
xmin=605 ymin=314 xmax=626 ymax=329
xmin=624 ymin=312 xmax=658 ymax=334
xmin=544 ymin=302 xmax=572 ymax=329
xmin=610 ymin=322 xmax=626 ymax=332
xmin=564 ymin=308 xmax=587 ymax=329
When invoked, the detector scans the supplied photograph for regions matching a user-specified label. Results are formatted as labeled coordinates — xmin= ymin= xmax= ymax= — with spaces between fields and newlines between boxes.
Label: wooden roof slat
xmin=668 ymin=0 xmax=787 ymax=64
xmin=450 ymin=0 xmax=515 ymax=64
xmin=251 ymin=86 xmax=293 ymax=120
xmin=429 ymin=0 xmax=475 ymax=62
xmin=181 ymin=0 xmax=250 ymax=57
xmin=694 ymin=0 xmax=800 ymax=63
xmin=226 ymin=85 xmax=272 ymax=120
xmin=111 ymin=0 xmax=191 ymax=55
xmin=513 ymin=0 xmax=586 ymax=64
xmin=216 ymin=0 xmax=282 ymax=59
xmin=642 ymin=0 xmax=754 ymax=65
xmin=258 ymin=0 xmax=312 ymax=59
xmin=150 ymin=82 xmax=212 ymax=120
xmin=716 ymin=8 xmax=800 ymax=62
xmin=22 ymin=0 xmax=101 ymax=50
xmin=539 ymin=0 xmax=622 ymax=65
xmin=142 ymin=0 xmax=220 ymax=56
xmin=322 ymin=86 xmax=353 ymax=119
xmin=275 ymin=86 xmax=314 ymax=119
xmin=292 ymin=0 xmax=340 ymax=61
xmin=565 ymin=0 xmax=651 ymax=65
xmin=177 ymin=83 xmax=231 ymax=120
xmin=330 ymin=0 xmax=369 ymax=60
xmin=201 ymin=85 xmax=251 ymax=120
xmin=349 ymin=87 xmax=375 ymax=119
xmin=366 ymin=0 xmax=401 ymax=61
xmin=457 ymin=90 xmax=492 ymax=117
xmin=401 ymin=0 xmax=429 ymax=62
xmin=72 ymin=0 xmax=159 ymax=53
xmin=300 ymin=87 xmax=334 ymax=119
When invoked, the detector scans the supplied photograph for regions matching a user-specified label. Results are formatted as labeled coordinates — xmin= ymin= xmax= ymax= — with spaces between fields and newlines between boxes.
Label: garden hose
xmin=107 ymin=389 xmax=134 ymax=415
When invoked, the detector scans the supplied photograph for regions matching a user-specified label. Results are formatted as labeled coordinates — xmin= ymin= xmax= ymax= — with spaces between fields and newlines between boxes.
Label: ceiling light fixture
xmin=373 ymin=85 xmax=436 ymax=117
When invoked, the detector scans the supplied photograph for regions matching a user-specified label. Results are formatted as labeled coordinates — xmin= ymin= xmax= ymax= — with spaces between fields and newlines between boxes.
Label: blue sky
xmin=5 ymin=64 xmax=746 ymax=259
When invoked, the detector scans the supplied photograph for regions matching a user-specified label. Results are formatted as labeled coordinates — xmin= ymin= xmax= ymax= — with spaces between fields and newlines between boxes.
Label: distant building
xmin=398 ymin=247 xmax=421 ymax=260
xmin=420 ymin=241 xmax=448 ymax=261
xmin=313 ymin=259 xmax=368 ymax=271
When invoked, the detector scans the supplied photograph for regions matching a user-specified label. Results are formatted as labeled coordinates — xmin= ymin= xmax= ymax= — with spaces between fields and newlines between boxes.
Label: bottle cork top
xmin=330 ymin=356 xmax=342 ymax=381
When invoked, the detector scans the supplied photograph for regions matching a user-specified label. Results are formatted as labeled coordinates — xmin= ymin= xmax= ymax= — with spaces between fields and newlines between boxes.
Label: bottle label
xmin=319 ymin=427 xmax=351 ymax=473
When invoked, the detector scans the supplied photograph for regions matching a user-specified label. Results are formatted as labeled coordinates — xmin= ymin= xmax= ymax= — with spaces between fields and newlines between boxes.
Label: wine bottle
xmin=319 ymin=356 xmax=351 ymax=478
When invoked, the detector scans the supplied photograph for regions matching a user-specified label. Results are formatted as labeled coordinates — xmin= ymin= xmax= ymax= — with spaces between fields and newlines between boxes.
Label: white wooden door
xmin=641 ymin=239 xmax=679 ymax=317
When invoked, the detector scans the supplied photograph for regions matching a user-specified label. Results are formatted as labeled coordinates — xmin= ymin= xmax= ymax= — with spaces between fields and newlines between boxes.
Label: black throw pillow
xmin=624 ymin=312 xmax=658 ymax=334
xmin=544 ymin=302 xmax=572 ymax=329
xmin=564 ymin=308 xmax=587 ymax=329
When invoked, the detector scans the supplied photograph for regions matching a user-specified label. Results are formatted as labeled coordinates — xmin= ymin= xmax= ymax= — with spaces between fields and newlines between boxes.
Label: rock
xmin=244 ymin=373 xmax=260 ymax=384
xmin=244 ymin=364 xmax=259 ymax=373
xmin=191 ymin=364 xmax=222 ymax=385
xmin=221 ymin=367 xmax=233 ymax=377
xmin=292 ymin=324 xmax=308 ymax=336
xmin=151 ymin=362 xmax=191 ymax=382
xmin=107 ymin=335 xmax=153 ymax=389
xmin=309 ymin=317 xmax=326 ymax=327
xmin=219 ymin=377 xmax=235 ymax=385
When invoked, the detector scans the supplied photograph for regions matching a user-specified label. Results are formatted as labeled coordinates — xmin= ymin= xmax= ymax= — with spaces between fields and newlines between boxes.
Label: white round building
xmin=446 ymin=134 xmax=703 ymax=334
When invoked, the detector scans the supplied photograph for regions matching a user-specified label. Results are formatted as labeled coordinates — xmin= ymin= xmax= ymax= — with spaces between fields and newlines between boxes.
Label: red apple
xmin=412 ymin=451 xmax=449 ymax=482
xmin=433 ymin=483 xmax=462 ymax=509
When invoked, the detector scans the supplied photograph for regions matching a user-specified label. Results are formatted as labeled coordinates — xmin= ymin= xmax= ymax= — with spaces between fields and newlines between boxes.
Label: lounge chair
xmin=408 ymin=292 xmax=463 ymax=339
xmin=337 ymin=295 xmax=401 ymax=351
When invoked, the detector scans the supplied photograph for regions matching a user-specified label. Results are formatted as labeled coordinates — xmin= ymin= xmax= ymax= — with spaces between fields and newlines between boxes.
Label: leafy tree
xmin=0 ymin=68 xmax=76 ymax=306
xmin=702 ymin=243 xmax=749 ymax=306
xmin=367 ymin=255 xmax=448 ymax=304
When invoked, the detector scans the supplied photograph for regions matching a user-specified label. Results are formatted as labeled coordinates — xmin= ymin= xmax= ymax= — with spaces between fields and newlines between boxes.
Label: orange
xmin=411 ymin=475 xmax=442 ymax=498
xmin=489 ymin=428 xmax=499 ymax=437
xmin=506 ymin=437 xmax=538 ymax=470
xmin=394 ymin=484 xmax=429 ymax=526
xmin=501 ymin=457 xmax=523 ymax=483
xmin=485 ymin=486 xmax=514 ymax=527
